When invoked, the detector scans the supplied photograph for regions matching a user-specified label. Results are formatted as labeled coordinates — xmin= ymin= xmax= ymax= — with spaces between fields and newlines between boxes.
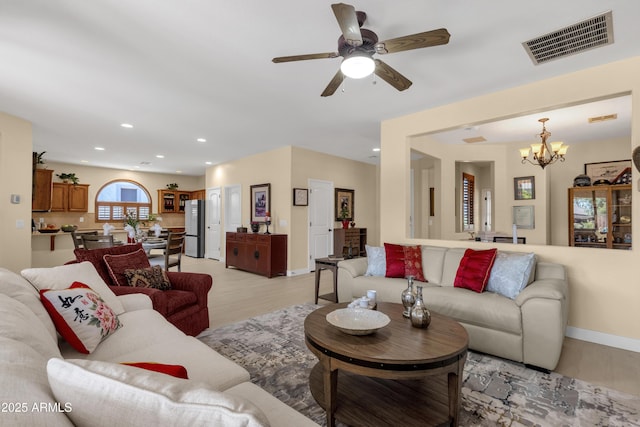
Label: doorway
xmin=206 ymin=187 xmax=221 ymax=260
xmin=308 ymin=179 xmax=334 ymax=271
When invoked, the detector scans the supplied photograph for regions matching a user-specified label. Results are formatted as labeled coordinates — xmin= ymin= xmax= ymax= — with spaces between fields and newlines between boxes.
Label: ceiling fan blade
xmin=272 ymin=52 xmax=339 ymax=63
xmin=375 ymin=28 xmax=450 ymax=54
xmin=321 ymin=69 xmax=344 ymax=97
xmin=374 ymin=59 xmax=412 ymax=91
xmin=331 ymin=3 xmax=363 ymax=47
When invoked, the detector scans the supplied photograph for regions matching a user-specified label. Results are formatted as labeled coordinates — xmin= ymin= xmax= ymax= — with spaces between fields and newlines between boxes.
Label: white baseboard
xmin=287 ymin=268 xmax=310 ymax=276
xmin=566 ymin=326 xmax=640 ymax=353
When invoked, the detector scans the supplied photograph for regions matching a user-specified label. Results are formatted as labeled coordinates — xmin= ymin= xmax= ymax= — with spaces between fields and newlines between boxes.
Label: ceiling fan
xmin=272 ymin=3 xmax=450 ymax=97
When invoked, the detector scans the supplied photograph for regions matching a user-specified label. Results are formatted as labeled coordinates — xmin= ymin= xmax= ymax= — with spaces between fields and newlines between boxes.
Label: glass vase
xmin=401 ymin=276 xmax=415 ymax=318
xmin=410 ymin=285 xmax=431 ymax=329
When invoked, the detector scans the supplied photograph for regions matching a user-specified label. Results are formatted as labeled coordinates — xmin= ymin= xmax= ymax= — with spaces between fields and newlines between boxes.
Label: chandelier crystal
xmin=520 ymin=118 xmax=568 ymax=169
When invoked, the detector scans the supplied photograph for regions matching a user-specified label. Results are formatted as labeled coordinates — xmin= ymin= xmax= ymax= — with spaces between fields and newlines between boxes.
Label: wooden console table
xmin=225 ymin=232 xmax=287 ymax=278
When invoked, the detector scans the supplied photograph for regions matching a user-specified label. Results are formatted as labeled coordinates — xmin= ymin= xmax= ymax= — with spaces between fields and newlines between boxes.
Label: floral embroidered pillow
xmin=403 ymin=245 xmax=426 ymax=282
xmin=40 ymin=282 xmax=122 ymax=354
xmin=123 ymin=266 xmax=172 ymax=290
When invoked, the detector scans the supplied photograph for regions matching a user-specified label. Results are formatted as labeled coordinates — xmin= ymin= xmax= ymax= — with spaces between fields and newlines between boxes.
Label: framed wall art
xmin=293 ymin=188 xmax=308 ymax=206
xmin=513 ymin=205 xmax=534 ymax=229
xmin=584 ymin=160 xmax=631 ymax=183
xmin=514 ymin=176 xmax=535 ymax=200
xmin=250 ymin=183 xmax=270 ymax=223
xmin=334 ymin=188 xmax=354 ymax=221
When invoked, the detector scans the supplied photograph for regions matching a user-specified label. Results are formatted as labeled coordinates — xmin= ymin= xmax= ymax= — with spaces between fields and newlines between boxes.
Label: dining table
xmin=141 ymin=239 xmax=166 ymax=255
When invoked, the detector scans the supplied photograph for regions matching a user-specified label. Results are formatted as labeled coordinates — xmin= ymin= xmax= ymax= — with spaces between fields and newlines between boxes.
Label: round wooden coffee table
xmin=304 ymin=302 xmax=468 ymax=427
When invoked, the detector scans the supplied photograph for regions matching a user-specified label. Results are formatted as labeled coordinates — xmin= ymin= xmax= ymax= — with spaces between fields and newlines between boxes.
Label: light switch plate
xmin=10 ymin=194 xmax=20 ymax=204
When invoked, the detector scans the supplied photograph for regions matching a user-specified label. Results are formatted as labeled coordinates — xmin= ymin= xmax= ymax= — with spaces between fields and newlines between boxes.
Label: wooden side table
xmin=314 ymin=258 xmax=341 ymax=303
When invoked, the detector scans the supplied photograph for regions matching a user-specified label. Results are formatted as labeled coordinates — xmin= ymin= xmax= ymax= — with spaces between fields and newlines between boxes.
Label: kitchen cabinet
xmin=190 ymin=189 xmax=206 ymax=200
xmin=568 ymin=184 xmax=631 ymax=250
xmin=158 ymin=190 xmax=191 ymax=213
xmin=225 ymin=232 xmax=287 ymax=278
xmin=32 ymin=169 xmax=53 ymax=212
xmin=51 ymin=183 xmax=89 ymax=212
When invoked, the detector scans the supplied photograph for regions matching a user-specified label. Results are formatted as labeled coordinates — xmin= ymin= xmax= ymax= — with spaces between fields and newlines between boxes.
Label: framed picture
xmin=513 ymin=205 xmax=534 ymax=229
xmin=250 ymin=183 xmax=270 ymax=223
xmin=293 ymin=188 xmax=308 ymax=206
xmin=584 ymin=160 xmax=631 ymax=182
xmin=335 ymin=188 xmax=354 ymax=221
xmin=514 ymin=176 xmax=535 ymax=200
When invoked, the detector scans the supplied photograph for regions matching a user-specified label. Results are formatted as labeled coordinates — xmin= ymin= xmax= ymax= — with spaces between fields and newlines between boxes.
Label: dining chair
xmin=71 ymin=230 xmax=99 ymax=249
xmin=81 ymin=234 xmax=115 ymax=249
xmin=149 ymin=231 xmax=186 ymax=271
xmin=493 ymin=236 xmax=527 ymax=244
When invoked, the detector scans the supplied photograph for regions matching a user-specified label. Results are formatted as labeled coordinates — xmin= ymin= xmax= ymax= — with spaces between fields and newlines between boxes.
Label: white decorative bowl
xmin=326 ymin=308 xmax=390 ymax=335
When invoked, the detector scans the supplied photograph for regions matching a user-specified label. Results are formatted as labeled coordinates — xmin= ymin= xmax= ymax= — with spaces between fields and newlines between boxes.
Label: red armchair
xmin=71 ymin=244 xmax=211 ymax=336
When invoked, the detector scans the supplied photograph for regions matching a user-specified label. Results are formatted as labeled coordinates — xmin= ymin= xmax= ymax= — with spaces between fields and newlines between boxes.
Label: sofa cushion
xmin=364 ymin=245 xmax=386 ymax=276
xmin=121 ymin=362 xmax=189 ymax=379
xmin=440 ymin=248 xmax=467 ymax=287
xmin=486 ymin=252 xmax=536 ymax=299
xmin=22 ymin=261 xmax=125 ymax=315
xmin=454 ymin=248 xmax=497 ymax=293
xmin=403 ymin=245 xmax=426 ymax=282
xmin=0 ymin=293 xmax=61 ymax=360
xmin=103 ymin=248 xmax=151 ymax=287
xmin=420 ymin=246 xmax=448 ymax=285
xmin=0 ymin=337 xmax=74 ymax=427
xmin=124 ymin=265 xmax=172 ymax=290
xmin=47 ymin=358 xmax=270 ymax=427
xmin=0 ymin=267 xmax=58 ymax=341
xmin=40 ymin=282 xmax=122 ymax=354
xmin=74 ymin=243 xmax=145 ymax=286
xmin=384 ymin=243 xmax=405 ymax=278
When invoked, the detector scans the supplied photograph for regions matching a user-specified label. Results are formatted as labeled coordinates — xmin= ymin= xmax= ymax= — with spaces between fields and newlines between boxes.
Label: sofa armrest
xmin=516 ymin=278 xmax=569 ymax=370
xmin=118 ymin=293 xmax=153 ymax=311
xmin=110 ymin=286 xmax=169 ymax=315
xmin=338 ymin=258 xmax=368 ymax=278
xmin=166 ymin=272 xmax=212 ymax=308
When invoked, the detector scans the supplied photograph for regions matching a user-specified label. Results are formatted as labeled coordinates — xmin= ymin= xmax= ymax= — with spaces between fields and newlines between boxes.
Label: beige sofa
xmin=0 ymin=263 xmax=317 ymax=427
xmin=337 ymin=245 xmax=569 ymax=371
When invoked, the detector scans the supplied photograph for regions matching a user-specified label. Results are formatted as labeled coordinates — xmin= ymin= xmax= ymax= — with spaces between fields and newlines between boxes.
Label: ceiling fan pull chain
xmin=372 ymin=73 xmax=377 ymax=85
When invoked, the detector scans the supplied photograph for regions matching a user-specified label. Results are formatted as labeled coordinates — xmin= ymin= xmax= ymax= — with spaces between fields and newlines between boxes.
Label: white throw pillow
xmin=365 ymin=245 xmax=386 ymax=276
xmin=486 ymin=252 xmax=536 ymax=299
xmin=21 ymin=262 xmax=125 ymax=315
xmin=47 ymin=358 xmax=270 ymax=427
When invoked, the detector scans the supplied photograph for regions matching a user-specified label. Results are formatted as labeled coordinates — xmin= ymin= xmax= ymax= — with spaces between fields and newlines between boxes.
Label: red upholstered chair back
xmin=74 ymin=244 xmax=144 ymax=286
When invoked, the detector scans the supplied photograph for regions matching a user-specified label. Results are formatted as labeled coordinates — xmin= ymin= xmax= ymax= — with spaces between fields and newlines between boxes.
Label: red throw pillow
xmin=384 ymin=243 xmax=405 ymax=278
xmin=454 ymin=248 xmax=498 ymax=293
xmin=121 ymin=362 xmax=189 ymax=379
xmin=403 ymin=245 xmax=426 ymax=282
xmin=103 ymin=248 xmax=151 ymax=287
xmin=74 ymin=244 xmax=144 ymax=286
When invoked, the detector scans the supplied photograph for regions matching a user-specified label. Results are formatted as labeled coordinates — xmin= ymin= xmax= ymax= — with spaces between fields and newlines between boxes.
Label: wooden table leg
xmin=331 ymin=265 xmax=338 ymax=302
xmin=321 ymin=358 xmax=338 ymax=427
xmin=447 ymin=354 xmax=466 ymax=427
xmin=314 ymin=266 xmax=322 ymax=304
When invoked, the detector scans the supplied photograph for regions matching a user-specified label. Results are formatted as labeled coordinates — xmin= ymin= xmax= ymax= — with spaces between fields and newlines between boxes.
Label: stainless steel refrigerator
xmin=185 ymin=199 xmax=205 ymax=258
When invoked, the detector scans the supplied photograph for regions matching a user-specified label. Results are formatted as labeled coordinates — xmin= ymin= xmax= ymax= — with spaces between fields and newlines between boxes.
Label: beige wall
xmin=0 ymin=112 xmax=33 ymax=272
xmin=381 ymin=56 xmax=640 ymax=343
xmin=207 ymin=146 xmax=378 ymax=272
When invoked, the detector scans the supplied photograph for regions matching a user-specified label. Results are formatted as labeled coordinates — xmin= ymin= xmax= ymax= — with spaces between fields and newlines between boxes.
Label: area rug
xmin=198 ymin=303 xmax=640 ymax=426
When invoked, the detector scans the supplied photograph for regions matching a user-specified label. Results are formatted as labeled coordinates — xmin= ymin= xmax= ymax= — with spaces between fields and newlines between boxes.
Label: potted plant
xmin=56 ymin=172 xmax=79 ymax=185
xmin=340 ymin=206 xmax=350 ymax=229
xmin=32 ymin=151 xmax=46 ymax=169
xmin=166 ymin=183 xmax=179 ymax=190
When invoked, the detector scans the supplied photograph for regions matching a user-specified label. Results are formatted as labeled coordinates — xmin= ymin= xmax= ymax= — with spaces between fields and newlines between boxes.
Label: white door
xmin=308 ymin=179 xmax=334 ymax=270
xmin=225 ymin=184 xmax=242 ymax=232
xmin=206 ymin=188 xmax=221 ymax=260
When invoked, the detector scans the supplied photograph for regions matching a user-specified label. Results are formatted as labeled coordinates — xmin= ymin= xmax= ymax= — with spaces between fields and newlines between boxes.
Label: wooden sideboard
xmin=225 ymin=232 xmax=287 ymax=278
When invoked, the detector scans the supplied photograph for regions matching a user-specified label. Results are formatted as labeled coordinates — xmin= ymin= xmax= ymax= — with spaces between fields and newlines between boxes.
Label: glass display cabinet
xmin=568 ymin=184 xmax=631 ymax=249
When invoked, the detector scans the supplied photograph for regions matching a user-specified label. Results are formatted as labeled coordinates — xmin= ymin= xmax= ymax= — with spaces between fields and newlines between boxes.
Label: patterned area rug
xmin=198 ymin=303 xmax=640 ymax=426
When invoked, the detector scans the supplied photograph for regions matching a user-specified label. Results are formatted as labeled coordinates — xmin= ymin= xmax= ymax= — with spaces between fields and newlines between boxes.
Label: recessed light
xmin=121 ymin=123 xmax=133 ymax=128
xmin=196 ymin=138 xmax=206 ymax=143
xmin=156 ymin=155 xmax=165 ymax=159
xmin=205 ymin=161 xmax=212 ymax=165
xmin=80 ymin=160 xmax=89 ymax=163
xmin=176 ymin=170 xmax=182 ymax=174
xmin=372 ymin=148 xmax=381 ymax=152
xmin=94 ymin=147 xmax=105 ymax=151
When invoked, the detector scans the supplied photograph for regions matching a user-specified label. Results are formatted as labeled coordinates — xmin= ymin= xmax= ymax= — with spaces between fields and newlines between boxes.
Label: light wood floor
xmin=181 ymin=256 xmax=640 ymax=397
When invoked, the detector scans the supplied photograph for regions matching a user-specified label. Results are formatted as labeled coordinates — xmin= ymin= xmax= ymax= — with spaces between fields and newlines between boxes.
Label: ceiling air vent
xmin=522 ymin=10 xmax=614 ymax=65
xmin=463 ymin=136 xmax=486 ymax=144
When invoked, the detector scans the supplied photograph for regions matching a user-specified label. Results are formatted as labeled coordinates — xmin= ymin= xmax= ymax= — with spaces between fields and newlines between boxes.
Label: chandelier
xmin=519 ymin=118 xmax=569 ymax=169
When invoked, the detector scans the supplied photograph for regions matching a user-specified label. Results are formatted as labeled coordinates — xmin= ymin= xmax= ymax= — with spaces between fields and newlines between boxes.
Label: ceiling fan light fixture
xmin=340 ymin=53 xmax=375 ymax=79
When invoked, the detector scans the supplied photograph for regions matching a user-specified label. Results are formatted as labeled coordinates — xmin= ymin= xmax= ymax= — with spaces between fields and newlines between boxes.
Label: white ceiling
xmin=1 ymin=1 xmax=639 ymax=176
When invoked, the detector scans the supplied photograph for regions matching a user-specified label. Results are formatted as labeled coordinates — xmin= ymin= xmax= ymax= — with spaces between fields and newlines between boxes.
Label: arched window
xmin=95 ymin=180 xmax=152 ymax=223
